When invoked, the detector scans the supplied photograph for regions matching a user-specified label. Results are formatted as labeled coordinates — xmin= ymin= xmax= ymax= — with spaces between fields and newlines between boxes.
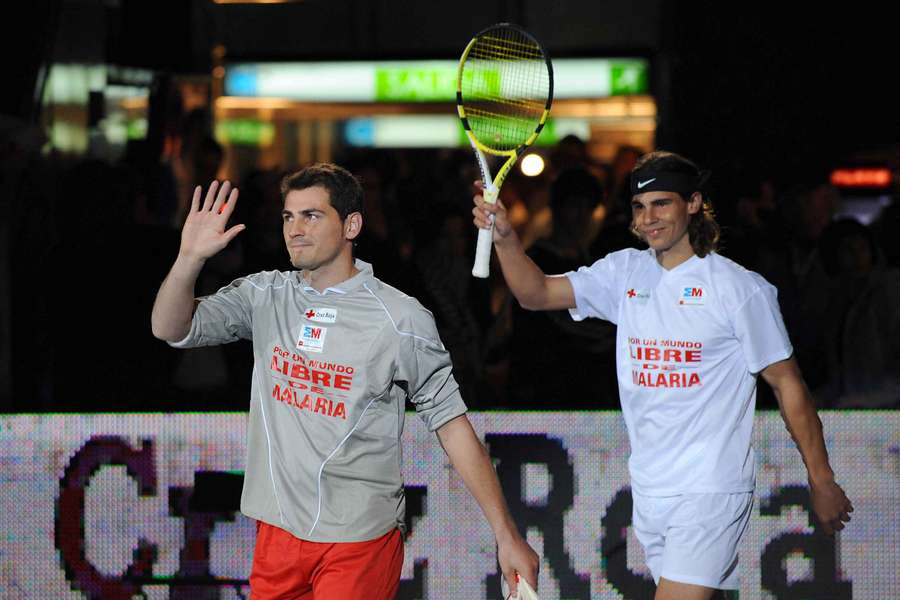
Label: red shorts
xmin=249 ymin=521 xmax=404 ymax=600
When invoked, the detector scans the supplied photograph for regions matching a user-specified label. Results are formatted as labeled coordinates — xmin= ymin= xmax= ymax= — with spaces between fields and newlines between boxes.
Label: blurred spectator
xmin=719 ymin=177 xmax=779 ymax=270
xmin=748 ymin=180 xmax=839 ymax=397
xmin=2 ymin=115 xmax=55 ymax=409
xmin=166 ymin=129 xmax=246 ymax=406
xmin=871 ymin=195 xmax=900 ymax=269
xmin=346 ymin=157 xmax=419 ymax=293
xmin=508 ymin=167 xmax=619 ymax=408
xmin=414 ymin=203 xmax=494 ymax=406
xmin=608 ymin=145 xmax=643 ymax=210
xmin=48 ymin=159 xmax=181 ymax=410
xmin=171 ymin=109 xmax=218 ymax=228
xmin=237 ymin=168 xmax=292 ymax=274
xmin=589 ymin=145 xmax=646 ymax=260
xmin=815 ymin=218 xmax=900 ymax=408
xmin=122 ymin=138 xmax=178 ymax=227
xmin=549 ymin=134 xmax=591 ymax=173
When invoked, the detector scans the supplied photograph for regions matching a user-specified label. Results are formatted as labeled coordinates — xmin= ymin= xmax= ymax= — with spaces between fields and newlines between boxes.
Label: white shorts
xmin=632 ymin=490 xmax=753 ymax=590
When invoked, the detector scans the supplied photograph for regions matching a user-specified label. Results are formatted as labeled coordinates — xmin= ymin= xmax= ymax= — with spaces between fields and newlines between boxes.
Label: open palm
xmin=180 ymin=180 xmax=245 ymax=261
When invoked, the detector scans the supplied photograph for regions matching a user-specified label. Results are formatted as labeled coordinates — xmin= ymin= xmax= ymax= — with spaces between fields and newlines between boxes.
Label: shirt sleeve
xmin=732 ymin=282 xmax=794 ymax=373
xmin=169 ymin=277 xmax=254 ymax=349
xmin=395 ymin=305 xmax=468 ymax=432
xmin=565 ymin=251 xmax=629 ymax=324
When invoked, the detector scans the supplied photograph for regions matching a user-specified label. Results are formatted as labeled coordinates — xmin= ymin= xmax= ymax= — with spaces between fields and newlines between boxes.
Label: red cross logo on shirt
xmin=627 ymin=289 xmax=636 ymax=298
xmin=305 ymin=309 xmax=316 ymax=319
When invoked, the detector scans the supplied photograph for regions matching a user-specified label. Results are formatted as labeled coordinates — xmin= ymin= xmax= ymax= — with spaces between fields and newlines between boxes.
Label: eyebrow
xmin=282 ymin=208 xmax=325 ymax=217
xmin=632 ymin=198 xmax=672 ymax=207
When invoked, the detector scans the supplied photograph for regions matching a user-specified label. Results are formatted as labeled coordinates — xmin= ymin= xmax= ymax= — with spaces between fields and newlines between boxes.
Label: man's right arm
xmin=151 ymin=181 xmax=244 ymax=342
xmin=472 ymin=187 xmax=576 ymax=311
xmin=151 ymin=255 xmax=205 ymax=342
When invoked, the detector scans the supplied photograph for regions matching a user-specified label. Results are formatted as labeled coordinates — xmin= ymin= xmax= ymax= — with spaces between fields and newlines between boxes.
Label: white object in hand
xmin=501 ymin=575 xmax=539 ymax=600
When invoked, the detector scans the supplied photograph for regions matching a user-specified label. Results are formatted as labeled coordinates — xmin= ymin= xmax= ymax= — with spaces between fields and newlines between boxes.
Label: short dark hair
xmin=631 ymin=150 xmax=720 ymax=257
xmin=280 ymin=162 xmax=364 ymax=221
xmin=550 ymin=167 xmax=604 ymax=212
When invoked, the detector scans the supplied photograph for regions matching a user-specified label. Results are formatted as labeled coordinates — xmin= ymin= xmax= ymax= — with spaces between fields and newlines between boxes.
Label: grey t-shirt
xmin=171 ymin=260 xmax=467 ymax=542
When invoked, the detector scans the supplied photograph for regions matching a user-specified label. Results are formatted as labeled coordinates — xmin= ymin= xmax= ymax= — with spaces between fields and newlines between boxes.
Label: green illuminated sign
xmin=126 ymin=119 xmax=147 ymax=140
xmin=610 ymin=62 xmax=649 ymax=96
xmin=375 ymin=67 xmax=455 ymax=101
xmin=374 ymin=67 xmax=502 ymax=102
xmin=215 ymin=120 xmax=275 ymax=146
xmin=227 ymin=58 xmax=649 ymax=102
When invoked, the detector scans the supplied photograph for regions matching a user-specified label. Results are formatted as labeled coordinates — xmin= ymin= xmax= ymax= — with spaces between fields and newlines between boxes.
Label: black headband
xmin=630 ymin=169 xmax=708 ymax=199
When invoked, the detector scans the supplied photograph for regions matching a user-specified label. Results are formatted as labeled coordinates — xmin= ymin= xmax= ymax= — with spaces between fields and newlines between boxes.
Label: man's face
xmin=282 ymin=186 xmax=350 ymax=271
xmin=631 ymin=191 xmax=700 ymax=253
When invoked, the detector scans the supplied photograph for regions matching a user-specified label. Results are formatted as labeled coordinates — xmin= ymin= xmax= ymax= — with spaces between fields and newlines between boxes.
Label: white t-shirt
xmin=567 ymin=249 xmax=793 ymax=495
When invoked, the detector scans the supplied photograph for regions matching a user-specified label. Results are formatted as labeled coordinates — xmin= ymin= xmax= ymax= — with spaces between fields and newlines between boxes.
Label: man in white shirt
xmin=472 ymin=150 xmax=853 ymax=600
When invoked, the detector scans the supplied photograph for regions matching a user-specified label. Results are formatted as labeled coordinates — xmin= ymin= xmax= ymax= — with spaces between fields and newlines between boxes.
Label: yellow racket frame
xmin=456 ymin=23 xmax=553 ymax=277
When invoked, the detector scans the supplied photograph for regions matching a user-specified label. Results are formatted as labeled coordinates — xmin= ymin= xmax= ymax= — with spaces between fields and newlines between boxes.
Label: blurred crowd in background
xmin=3 ymin=107 xmax=899 ymax=414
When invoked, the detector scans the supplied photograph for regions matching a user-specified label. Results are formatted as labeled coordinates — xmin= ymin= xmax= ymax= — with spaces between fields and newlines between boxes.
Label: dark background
xmin=2 ymin=0 xmax=898 ymax=412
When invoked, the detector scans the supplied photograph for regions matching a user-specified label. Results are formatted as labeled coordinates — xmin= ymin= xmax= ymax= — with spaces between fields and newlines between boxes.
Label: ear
xmin=344 ymin=212 xmax=363 ymax=241
xmin=687 ymin=191 xmax=703 ymax=215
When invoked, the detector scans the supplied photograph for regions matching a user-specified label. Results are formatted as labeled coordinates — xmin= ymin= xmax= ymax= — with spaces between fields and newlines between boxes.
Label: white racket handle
xmin=472 ymin=185 xmax=498 ymax=278
xmin=501 ymin=575 xmax=540 ymax=600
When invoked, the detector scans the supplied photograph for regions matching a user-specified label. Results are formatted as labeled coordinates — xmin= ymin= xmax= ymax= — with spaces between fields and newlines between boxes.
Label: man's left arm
xmin=436 ymin=415 xmax=539 ymax=595
xmin=761 ymin=356 xmax=854 ymax=534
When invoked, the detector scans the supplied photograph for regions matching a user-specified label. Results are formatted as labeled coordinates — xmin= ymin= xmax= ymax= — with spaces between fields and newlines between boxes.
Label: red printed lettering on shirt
xmin=272 ymin=384 xmax=348 ymax=420
xmin=334 ymin=374 xmax=352 ymax=391
xmin=311 ymin=371 xmax=330 ymax=387
xmin=631 ymin=371 xmax=702 ymax=388
xmin=332 ymin=403 xmax=347 ymax=419
xmin=662 ymin=349 xmax=681 ymax=362
xmin=271 ymin=356 xmax=289 ymax=375
xmin=271 ymin=350 xmax=355 ymax=392
xmin=291 ymin=363 xmax=310 ymax=380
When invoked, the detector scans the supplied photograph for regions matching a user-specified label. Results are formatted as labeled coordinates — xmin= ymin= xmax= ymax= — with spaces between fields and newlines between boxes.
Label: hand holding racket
xmin=472 ymin=181 xmax=514 ymax=238
xmin=456 ymin=23 xmax=553 ymax=278
xmin=501 ymin=573 xmax=540 ymax=600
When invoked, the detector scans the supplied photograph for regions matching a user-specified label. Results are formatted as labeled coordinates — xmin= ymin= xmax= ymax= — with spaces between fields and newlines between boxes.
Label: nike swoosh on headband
xmin=637 ymin=178 xmax=656 ymax=189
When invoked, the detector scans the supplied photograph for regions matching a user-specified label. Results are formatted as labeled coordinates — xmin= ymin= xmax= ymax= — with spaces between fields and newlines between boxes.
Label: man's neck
xmin=302 ymin=259 xmax=360 ymax=293
xmin=655 ymin=235 xmax=696 ymax=270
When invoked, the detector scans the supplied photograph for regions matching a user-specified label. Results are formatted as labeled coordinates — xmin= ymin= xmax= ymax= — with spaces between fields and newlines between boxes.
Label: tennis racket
xmin=501 ymin=573 xmax=540 ymax=600
xmin=457 ymin=23 xmax=553 ymax=278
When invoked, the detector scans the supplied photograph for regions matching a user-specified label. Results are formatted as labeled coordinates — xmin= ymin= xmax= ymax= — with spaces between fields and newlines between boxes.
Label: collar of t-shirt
xmin=655 ymin=252 xmax=701 ymax=274
xmin=296 ymin=259 xmax=375 ymax=295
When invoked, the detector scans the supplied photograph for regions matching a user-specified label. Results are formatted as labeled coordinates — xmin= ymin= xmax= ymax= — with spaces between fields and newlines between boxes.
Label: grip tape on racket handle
xmin=472 ymin=186 xmax=498 ymax=278
xmin=472 ymin=225 xmax=493 ymax=278
xmin=501 ymin=574 xmax=540 ymax=600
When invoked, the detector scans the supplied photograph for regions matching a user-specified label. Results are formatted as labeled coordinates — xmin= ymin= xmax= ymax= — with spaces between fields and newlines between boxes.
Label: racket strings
xmin=460 ymin=27 xmax=550 ymax=151
xmin=471 ymin=41 xmax=544 ymax=60
xmin=466 ymin=95 xmax=547 ymax=113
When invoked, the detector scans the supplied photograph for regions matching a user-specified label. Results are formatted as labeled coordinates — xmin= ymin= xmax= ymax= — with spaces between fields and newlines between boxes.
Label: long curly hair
xmin=631 ymin=151 xmax=720 ymax=257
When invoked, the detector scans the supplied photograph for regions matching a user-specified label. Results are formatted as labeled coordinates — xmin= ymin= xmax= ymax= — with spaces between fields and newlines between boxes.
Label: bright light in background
xmin=521 ymin=154 xmax=545 ymax=177
xmin=830 ymin=167 xmax=892 ymax=188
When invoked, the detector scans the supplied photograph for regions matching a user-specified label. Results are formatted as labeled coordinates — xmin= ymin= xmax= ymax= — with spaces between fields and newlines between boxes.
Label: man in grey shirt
xmin=152 ymin=163 xmax=538 ymax=599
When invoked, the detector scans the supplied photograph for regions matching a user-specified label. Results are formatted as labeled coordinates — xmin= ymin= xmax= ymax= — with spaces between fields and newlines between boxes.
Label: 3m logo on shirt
xmin=304 ymin=307 xmax=337 ymax=323
xmin=679 ymin=286 xmax=705 ymax=306
xmin=297 ymin=325 xmax=327 ymax=353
